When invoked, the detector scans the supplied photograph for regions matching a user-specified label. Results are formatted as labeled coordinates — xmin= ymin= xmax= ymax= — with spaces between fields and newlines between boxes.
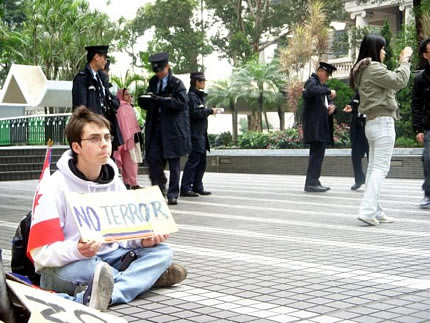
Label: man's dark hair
xmin=65 ymin=106 xmax=111 ymax=151
xmin=87 ymin=52 xmax=96 ymax=63
xmin=190 ymin=79 xmax=197 ymax=87
xmin=419 ymin=38 xmax=430 ymax=56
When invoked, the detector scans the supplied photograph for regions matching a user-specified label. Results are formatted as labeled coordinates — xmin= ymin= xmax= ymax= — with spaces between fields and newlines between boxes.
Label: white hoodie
xmin=31 ymin=150 xmax=142 ymax=272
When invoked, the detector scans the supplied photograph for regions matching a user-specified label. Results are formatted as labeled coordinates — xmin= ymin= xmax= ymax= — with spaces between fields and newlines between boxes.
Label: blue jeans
xmin=422 ymin=131 xmax=430 ymax=196
xmin=359 ymin=117 xmax=395 ymax=219
xmin=40 ymin=244 xmax=172 ymax=305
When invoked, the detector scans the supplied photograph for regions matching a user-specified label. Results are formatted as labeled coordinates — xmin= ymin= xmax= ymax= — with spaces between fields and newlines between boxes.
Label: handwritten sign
xmin=65 ymin=186 xmax=178 ymax=243
xmin=6 ymin=279 xmax=127 ymax=323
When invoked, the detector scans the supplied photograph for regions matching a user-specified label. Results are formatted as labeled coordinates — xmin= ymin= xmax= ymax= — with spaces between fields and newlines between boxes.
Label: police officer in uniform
xmin=302 ymin=62 xmax=337 ymax=192
xmin=343 ymin=92 xmax=369 ymax=190
xmin=72 ymin=45 xmax=123 ymax=152
xmin=138 ymin=53 xmax=191 ymax=205
xmin=180 ymin=72 xmax=218 ymax=197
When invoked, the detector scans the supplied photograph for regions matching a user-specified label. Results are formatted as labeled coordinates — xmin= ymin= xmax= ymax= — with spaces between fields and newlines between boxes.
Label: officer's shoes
xmin=304 ymin=185 xmax=330 ymax=192
xmin=154 ymin=263 xmax=187 ymax=288
xmin=131 ymin=185 xmax=143 ymax=190
xmin=195 ymin=190 xmax=212 ymax=195
xmin=180 ymin=191 xmax=199 ymax=197
xmin=82 ymin=262 xmax=114 ymax=312
xmin=351 ymin=183 xmax=363 ymax=190
xmin=168 ymin=198 xmax=178 ymax=205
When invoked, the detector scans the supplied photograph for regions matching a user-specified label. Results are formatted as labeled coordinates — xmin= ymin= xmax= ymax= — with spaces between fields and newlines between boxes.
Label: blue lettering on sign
xmin=150 ymin=201 xmax=169 ymax=219
xmin=73 ymin=206 xmax=101 ymax=231
xmin=138 ymin=203 xmax=151 ymax=222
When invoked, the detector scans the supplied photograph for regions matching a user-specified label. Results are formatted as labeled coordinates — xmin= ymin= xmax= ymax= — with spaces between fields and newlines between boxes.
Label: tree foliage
xmin=233 ymin=59 xmax=285 ymax=131
xmin=0 ymin=0 xmax=124 ymax=83
xmin=206 ymin=79 xmax=240 ymax=142
xmin=380 ymin=19 xmax=395 ymax=71
xmin=132 ymin=0 xmax=212 ymax=74
xmin=204 ymin=0 xmax=345 ymax=66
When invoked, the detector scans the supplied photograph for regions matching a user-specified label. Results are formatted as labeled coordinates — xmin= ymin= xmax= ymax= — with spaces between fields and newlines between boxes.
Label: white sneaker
xmin=419 ymin=195 xmax=430 ymax=209
xmin=376 ymin=214 xmax=394 ymax=223
xmin=83 ymin=262 xmax=114 ymax=312
xmin=376 ymin=215 xmax=394 ymax=223
xmin=357 ymin=216 xmax=379 ymax=226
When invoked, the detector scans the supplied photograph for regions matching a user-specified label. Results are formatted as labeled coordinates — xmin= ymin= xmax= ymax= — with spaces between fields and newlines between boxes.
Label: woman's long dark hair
xmin=349 ymin=35 xmax=386 ymax=88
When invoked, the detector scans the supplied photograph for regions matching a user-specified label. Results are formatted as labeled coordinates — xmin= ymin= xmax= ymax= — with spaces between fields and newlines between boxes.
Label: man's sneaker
xmin=357 ymin=216 xmax=379 ymax=226
xmin=376 ymin=215 xmax=394 ymax=223
xmin=154 ymin=263 xmax=187 ymax=288
xmin=419 ymin=195 xmax=430 ymax=209
xmin=82 ymin=262 xmax=114 ymax=312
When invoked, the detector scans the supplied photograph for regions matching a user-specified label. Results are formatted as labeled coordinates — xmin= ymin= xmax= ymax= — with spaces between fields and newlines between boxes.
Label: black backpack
xmin=11 ymin=211 xmax=40 ymax=286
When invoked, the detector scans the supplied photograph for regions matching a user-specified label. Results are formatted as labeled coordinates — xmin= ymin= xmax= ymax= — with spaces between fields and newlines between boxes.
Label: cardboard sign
xmin=6 ymin=279 xmax=127 ymax=323
xmin=65 ymin=186 xmax=178 ymax=243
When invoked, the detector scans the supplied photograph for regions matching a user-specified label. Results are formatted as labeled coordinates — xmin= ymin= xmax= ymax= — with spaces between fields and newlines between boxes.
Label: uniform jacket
xmin=140 ymin=71 xmax=191 ymax=159
xmin=72 ymin=64 xmax=123 ymax=150
xmin=302 ymin=73 xmax=335 ymax=144
xmin=188 ymin=87 xmax=213 ymax=153
xmin=351 ymin=58 xmax=410 ymax=121
xmin=349 ymin=92 xmax=369 ymax=157
xmin=412 ymin=63 xmax=430 ymax=134
xmin=30 ymin=150 xmax=142 ymax=272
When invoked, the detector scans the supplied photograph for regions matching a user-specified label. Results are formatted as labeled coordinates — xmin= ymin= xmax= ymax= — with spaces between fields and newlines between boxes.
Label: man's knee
xmin=156 ymin=244 xmax=173 ymax=266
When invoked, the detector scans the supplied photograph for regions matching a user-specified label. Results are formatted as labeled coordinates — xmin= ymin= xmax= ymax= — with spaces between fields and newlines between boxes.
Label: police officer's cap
xmin=149 ymin=52 xmax=169 ymax=72
xmin=85 ymin=45 xmax=109 ymax=57
xmin=318 ymin=62 xmax=337 ymax=76
xmin=190 ymin=71 xmax=206 ymax=81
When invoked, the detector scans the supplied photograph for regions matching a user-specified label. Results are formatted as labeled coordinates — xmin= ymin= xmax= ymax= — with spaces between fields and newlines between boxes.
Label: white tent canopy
xmin=0 ymin=64 xmax=72 ymax=108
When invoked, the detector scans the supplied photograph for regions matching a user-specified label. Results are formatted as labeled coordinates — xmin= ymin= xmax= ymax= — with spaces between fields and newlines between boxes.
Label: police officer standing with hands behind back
xmin=138 ymin=53 xmax=191 ymax=205
xmin=72 ymin=45 xmax=123 ymax=153
xmin=302 ymin=62 xmax=337 ymax=193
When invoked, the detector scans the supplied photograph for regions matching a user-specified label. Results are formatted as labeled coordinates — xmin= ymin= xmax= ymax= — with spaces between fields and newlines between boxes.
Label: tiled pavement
xmin=1 ymin=172 xmax=430 ymax=322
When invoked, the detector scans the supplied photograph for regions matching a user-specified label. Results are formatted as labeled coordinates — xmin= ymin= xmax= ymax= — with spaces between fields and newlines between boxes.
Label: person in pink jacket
xmin=114 ymin=88 xmax=143 ymax=189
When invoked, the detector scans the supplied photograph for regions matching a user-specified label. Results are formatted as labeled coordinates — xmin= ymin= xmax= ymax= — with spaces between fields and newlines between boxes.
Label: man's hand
xmin=328 ymin=105 xmax=336 ymax=115
xmin=330 ymin=90 xmax=336 ymax=99
xmin=343 ymin=105 xmax=352 ymax=113
xmin=141 ymin=234 xmax=169 ymax=248
xmin=416 ymin=132 xmax=425 ymax=144
xmin=78 ymin=240 xmax=102 ymax=257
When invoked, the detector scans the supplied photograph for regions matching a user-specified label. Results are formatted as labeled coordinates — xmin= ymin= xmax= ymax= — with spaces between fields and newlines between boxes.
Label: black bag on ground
xmin=11 ymin=211 xmax=40 ymax=286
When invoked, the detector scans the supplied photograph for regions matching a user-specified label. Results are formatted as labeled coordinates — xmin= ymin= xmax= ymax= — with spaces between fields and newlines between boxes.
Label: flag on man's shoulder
xmin=27 ymin=143 xmax=64 ymax=259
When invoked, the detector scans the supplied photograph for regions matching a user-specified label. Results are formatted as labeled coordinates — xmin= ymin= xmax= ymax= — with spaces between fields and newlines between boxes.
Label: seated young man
xmin=27 ymin=107 xmax=186 ymax=311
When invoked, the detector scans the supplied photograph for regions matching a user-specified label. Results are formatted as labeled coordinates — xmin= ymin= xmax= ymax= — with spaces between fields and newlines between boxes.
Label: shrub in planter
xmin=395 ymin=137 xmax=420 ymax=148
xmin=332 ymin=122 xmax=351 ymax=147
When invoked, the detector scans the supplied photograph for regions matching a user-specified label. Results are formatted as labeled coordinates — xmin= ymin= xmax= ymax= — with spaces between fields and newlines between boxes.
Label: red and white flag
xmin=27 ymin=143 xmax=64 ymax=259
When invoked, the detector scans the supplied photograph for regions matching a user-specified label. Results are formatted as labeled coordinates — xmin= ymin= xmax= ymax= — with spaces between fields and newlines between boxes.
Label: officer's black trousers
xmin=146 ymin=123 xmax=180 ymax=199
xmin=305 ymin=141 xmax=326 ymax=187
xmin=351 ymin=145 xmax=367 ymax=185
xmin=181 ymin=151 xmax=207 ymax=193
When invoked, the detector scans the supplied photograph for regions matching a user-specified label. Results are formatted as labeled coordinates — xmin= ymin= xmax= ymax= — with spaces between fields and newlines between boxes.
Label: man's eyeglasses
xmin=81 ymin=134 xmax=113 ymax=145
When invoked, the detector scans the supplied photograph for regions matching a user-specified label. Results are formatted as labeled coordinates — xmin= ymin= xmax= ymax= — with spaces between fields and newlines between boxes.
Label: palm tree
xmin=111 ymin=70 xmax=148 ymax=105
xmin=111 ymin=70 xmax=147 ymax=90
xmin=206 ymin=79 xmax=240 ymax=143
xmin=233 ymin=59 xmax=285 ymax=132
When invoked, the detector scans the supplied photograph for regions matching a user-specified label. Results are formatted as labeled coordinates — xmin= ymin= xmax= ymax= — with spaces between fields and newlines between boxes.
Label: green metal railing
xmin=0 ymin=114 xmax=70 ymax=146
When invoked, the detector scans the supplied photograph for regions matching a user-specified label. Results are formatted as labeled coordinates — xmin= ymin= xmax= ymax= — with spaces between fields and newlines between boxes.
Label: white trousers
xmin=359 ymin=117 xmax=395 ymax=219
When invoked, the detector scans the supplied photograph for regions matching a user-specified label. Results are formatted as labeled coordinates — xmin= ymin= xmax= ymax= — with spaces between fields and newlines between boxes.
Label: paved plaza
xmin=1 ymin=172 xmax=430 ymax=322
